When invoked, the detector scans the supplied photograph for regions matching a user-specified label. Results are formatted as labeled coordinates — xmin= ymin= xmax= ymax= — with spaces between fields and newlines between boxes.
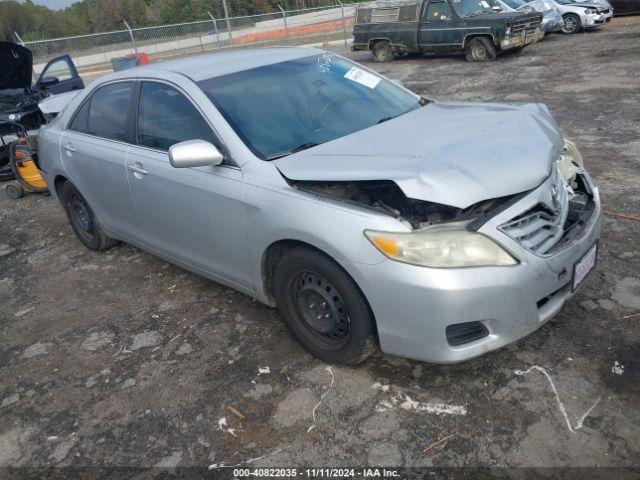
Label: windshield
xmin=450 ymin=0 xmax=496 ymax=17
xmin=197 ymin=54 xmax=420 ymax=160
xmin=554 ymin=0 xmax=578 ymax=4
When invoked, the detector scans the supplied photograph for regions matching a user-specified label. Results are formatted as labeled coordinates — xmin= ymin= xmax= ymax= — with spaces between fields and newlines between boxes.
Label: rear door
xmin=419 ymin=0 xmax=463 ymax=49
xmin=61 ymin=81 xmax=141 ymax=239
xmin=125 ymin=80 xmax=251 ymax=287
xmin=35 ymin=55 xmax=84 ymax=95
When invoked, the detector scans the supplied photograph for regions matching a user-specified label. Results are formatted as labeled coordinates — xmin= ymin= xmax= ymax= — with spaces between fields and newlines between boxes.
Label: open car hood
xmin=0 ymin=42 xmax=33 ymax=91
xmin=274 ymin=102 xmax=564 ymax=209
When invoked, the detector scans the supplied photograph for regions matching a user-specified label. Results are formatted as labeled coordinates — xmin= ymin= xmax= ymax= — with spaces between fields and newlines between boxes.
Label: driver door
xmin=35 ymin=55 xmax=84 ymax=95
xmin=125 ymin=80 xmax=251 ymax=288
xmin=419 ymin=0 xmax=462 ymax=48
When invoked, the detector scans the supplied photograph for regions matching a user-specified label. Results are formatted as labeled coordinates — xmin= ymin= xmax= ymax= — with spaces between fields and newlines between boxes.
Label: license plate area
xmin=572 ymin=243 xmax=597 ymax=292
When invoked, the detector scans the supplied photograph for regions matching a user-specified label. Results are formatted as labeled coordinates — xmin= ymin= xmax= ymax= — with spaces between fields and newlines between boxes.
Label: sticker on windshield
xmin=344 ymin=67 xmax=381 ymax=89
xmin=480 ymin=0 xmax=490 ymax=7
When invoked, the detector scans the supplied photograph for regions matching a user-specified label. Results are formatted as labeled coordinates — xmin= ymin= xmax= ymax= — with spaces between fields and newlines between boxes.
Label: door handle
xmin=63 ymin=142 xmax=76 ymax=152
xmin=128 ymin=165 xmax=148 ymax=175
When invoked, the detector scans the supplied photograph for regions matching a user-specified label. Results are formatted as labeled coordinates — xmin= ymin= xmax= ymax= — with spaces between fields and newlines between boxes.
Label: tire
xmin=562 ymin=13 xmax=581 ymax=34
xmin=60 ymin=181 xmax=119 ymax=251
xmin=465 ymin=37 xmax=496 ymax=62
xmin=273 ymin=247 xmax=377 ymax=365
xmin=372 ymin=41 xmax=394 ymax=63
xmin=6 ymin=184 xmax=24 ymax=199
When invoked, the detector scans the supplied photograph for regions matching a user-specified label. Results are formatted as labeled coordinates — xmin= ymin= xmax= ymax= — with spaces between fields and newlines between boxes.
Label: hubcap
xmin=472 ymin=44 xmax=487 ymax=60
xmin=295 ymin=271 xmax=350 ymax=343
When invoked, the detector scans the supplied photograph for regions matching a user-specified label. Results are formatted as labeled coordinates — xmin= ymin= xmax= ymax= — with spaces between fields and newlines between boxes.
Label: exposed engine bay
xmin=289 ymin=179 xmax=519 ymax=229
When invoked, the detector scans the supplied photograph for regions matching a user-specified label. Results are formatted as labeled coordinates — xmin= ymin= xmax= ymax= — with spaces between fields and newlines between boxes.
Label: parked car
xmin=534 ymin=0 xmax=614 ymax=33
xmin=38 ymin=48 xmax=601 ymax=365
xmin=1 ymin=41 xmax=84 ymax=179
xmin=496 ymin=0 xmax=565 ymax=32
xmin=352 ymin=0 xmax=544 ymax=62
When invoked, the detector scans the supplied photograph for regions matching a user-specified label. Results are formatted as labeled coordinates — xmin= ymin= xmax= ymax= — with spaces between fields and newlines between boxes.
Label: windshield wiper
xmin=377 ymin=115 xmax=397 ymax=124
xmin=266 ymin=142 xmax=319 ymax=160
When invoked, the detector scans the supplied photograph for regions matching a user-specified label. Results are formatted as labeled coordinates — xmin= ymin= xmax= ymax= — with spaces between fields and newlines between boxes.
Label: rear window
xmin=371 ymin=7 xmax=400 ymax=22
xmin=69 ymin=82 xmax=133 ymax=141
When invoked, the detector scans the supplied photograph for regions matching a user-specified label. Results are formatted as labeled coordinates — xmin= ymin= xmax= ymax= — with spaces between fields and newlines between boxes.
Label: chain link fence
xmin=18 ymin=2 xmax=364 ymax=75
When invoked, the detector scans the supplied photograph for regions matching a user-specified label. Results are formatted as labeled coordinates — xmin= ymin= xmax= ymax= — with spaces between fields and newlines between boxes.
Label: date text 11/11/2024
xmin=232 ymin=468 xmax=401 ymax=477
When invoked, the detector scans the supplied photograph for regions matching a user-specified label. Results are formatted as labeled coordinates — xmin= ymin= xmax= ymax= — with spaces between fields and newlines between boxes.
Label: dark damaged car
xmin=353 ymin=0 xmax=545 ymax=61
xmin=38 ymin=48 xmax=601 ymax=365
xmin=0 ymin=41 xmax=84 ymax=179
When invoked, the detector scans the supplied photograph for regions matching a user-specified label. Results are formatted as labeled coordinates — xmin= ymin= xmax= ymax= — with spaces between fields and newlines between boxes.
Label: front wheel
xmin=372 ymin=41 xmax=394 ymax=63
xmin=562 ymin=14 xmax=581 ymax=34
xmin=273 ymin=247 xmax=377 ymax=365
xmin=465 ymin=37 xmax=496 ymax=62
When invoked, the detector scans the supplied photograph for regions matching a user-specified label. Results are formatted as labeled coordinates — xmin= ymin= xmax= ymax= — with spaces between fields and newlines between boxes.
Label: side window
xmin=69 ymin=99 xmax=90 ymax=133
xmin=426 ymin=1 xmax=453 ymax=20
xmin=86 ymin=82 xmax=133 ymax=142
xmin=137 ymin=82 xmax=216 ymax=151
xmin=41 ymin=58 xmax=73 ymax=82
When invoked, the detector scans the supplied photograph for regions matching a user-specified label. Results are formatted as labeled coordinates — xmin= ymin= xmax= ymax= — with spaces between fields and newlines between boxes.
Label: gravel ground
xmin=1 ymin=18 xmax=639 ymax=472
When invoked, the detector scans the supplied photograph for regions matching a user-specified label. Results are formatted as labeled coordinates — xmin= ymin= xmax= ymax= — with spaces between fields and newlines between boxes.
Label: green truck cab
xmin=352 ymin=0 xmax=544 ymax=62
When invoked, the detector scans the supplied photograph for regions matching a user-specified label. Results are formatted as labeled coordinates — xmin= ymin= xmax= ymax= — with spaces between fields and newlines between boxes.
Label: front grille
xmin=446 ymin=322 xmax=489 ymax=347
xmin=511 ymin=15 xmax=542 ymax=35
xmin=601 ymin=8 xmax=610 ymax=13
xmin=500 ymin=170 xmax=595 ymax=256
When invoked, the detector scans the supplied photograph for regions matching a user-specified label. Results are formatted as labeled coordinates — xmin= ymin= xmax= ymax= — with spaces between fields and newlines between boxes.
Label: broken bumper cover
xmin=500 ymin=30 xmax=545 ymax=50
xmin=584 ymin=11 xmax=613 ymax=28
xmin=349 ymin=174 xmax=601 ymax=364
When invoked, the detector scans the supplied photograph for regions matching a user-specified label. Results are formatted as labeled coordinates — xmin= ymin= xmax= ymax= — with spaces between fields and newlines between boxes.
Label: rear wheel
xmin=372 ymin=41 xmax=394 ymax=62
xmin=465 ymin=37 xmax=496 ymax=62
xmin=273 ymin=247 xmax=377 ymax=365
xmin=562 ymin=13 xmax=581 ymax=34
xmin=60 ymin=181 xmax=118 ymax=251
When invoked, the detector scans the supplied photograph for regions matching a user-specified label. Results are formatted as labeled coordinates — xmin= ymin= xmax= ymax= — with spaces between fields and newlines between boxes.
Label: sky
xmin=30 ymin=0 xmax=81 ymax=10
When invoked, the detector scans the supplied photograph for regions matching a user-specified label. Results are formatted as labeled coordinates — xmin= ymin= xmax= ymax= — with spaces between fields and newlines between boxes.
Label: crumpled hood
xmin=0 ymin=42 xmax=33 ymax=91
xmin=570 ymin=2 xmax=610 ymax=10
xmin=275 ymin=101 xmax=564 ymax=209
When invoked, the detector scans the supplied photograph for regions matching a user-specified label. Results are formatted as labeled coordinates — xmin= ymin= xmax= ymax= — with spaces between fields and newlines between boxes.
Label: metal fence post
xmin=14 ymin=32 xmax=25 ymax=46
xmin=278 ymin=5 xmax=289 ymax=41
xmin=123 ymin=20 xmax=139 ymax=54
xmin=207 ymin=12 xmax=222 ymax=48
xmin=337 ymin=0 xmax=348 ymax=48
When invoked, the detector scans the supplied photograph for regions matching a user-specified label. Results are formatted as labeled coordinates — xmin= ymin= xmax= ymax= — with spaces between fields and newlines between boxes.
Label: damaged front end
xmin=289 ymin=178 xmax=520 ymax=230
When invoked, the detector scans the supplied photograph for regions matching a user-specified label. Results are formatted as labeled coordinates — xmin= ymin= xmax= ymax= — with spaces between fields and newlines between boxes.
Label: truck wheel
xmin=466 ymin=37 xmax=495 ymax=62
xmin=372 ymin=41 xmax=394 ymax=62
xmin=60 ymin=181 xmax=119 ymax=252
xmin=562 ymin=14 xmax=581 ymax=34
xmin=273 ymin=247 xmax=377 ymax=365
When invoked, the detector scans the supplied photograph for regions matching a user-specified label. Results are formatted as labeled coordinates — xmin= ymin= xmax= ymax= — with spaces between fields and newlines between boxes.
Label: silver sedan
xmin=38 ymin=48 xmax=601 ymax=364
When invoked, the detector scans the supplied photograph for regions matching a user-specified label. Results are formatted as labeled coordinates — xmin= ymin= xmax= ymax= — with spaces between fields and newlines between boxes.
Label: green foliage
xmin=0 ymin=0 xmax=358 ymax=41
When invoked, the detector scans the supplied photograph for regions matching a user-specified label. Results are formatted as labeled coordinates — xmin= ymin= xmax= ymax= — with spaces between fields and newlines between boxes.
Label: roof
xmin=104 ymin=47 xmax=323 ymax=84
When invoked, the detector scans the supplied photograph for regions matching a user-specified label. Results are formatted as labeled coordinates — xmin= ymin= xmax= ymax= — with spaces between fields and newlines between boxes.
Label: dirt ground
xmin=1 ymin=17 xmax=639 ymax=472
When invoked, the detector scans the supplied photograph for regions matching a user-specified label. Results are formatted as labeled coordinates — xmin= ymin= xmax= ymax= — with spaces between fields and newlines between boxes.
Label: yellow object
xmin=13 ymin=149 xmax=47 ymax=189
xmin=369 ymin=236 xmax=398 ymax=256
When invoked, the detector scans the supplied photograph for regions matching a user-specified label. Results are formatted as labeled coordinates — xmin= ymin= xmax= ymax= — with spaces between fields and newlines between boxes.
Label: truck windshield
xmin=451 ymin=0 xmax=496 ymax=16
xmin=197 ymin=54 xmax=420 ymax=160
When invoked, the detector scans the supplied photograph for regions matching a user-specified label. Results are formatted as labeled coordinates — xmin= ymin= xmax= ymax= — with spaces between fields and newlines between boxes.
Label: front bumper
xmin=583 ymin=10 xmax=614 ymax=28
xmin=349 ymin=171 xmax=601 ymax=364
xmin=500 ymin=29 xmax=545 ymax=50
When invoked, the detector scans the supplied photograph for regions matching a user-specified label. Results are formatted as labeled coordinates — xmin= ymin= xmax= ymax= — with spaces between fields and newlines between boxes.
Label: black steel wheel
xmin=562 ymin=14 xmax=581 ymax=34
xmin=273 ymin=247 xmax=377 ymax=364
xmin=60 ymin=181 xmax=119 ymax=251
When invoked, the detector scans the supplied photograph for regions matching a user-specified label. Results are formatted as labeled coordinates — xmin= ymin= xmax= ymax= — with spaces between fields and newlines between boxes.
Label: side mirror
xmin=168 ymin=139 xmax=224 ymax=168
xmin=38 ymin=76 xmax=60 ymax=88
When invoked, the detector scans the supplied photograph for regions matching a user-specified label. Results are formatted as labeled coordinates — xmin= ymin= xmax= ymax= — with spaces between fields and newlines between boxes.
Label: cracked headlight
xmin=365 ymin=225 xmax=518 ymax=268
xmin=557 ymin=139 xmax=583 ymax=182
